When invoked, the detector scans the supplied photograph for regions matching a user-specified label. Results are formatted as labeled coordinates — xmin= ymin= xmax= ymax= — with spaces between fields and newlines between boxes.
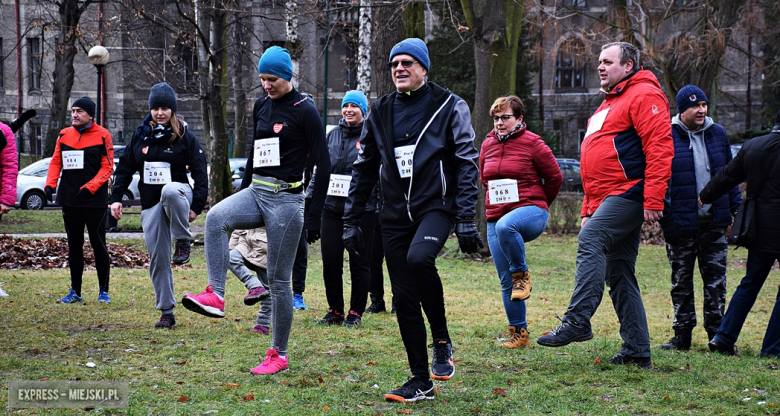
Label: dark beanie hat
xmin=72 ymin=97 xmax=96 ymax=119
xmin=676 ymin=85 xmax=708 ymax=115
xmin=389 ymin=38 xmax=430 ymax=71
xmin=149 ymin=83 xmax=178 ymax=113
xmin=257 ymin=46 xmax=293 ymax=81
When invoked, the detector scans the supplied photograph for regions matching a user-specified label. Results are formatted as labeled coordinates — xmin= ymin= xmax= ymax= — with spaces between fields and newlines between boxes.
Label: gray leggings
xmin=205 ymin=183 xmax=303 ymax=355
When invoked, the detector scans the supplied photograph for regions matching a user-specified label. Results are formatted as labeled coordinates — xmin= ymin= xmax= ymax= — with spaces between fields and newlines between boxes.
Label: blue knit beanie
xmin=149 ymin=83 xmax=177 ymax=113
xmin=676 ymin=85 xmax=708 ymax=114
xmin=258 ymin=46 xmax=293 ymax=81
xmin=389 ymin=38 xmax=430 ymax=72
xmin=342 ymin=90 xmax=368 ymax=116
xmin=72 ymin=97 xmax=96 ymax=119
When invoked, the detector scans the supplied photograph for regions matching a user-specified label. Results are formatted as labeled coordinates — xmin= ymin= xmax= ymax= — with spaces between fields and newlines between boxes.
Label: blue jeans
xmin=712 ymin=250 xmax=780 ymax=357
xmin=487 ymin=205 xmax=549 ymax=328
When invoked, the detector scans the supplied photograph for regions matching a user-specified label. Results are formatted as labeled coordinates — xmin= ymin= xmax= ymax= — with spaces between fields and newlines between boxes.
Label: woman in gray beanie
xmin=109 ymin=82 xmax=209 ymax=329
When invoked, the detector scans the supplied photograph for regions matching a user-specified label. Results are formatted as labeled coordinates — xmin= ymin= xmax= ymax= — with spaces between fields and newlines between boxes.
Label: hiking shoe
xmin=244 ymin=286 xmax=269 ymax=305
xmin=384 ymin=377 xmax=435 ymax=403
xmin=251 ymin=324 xmax=270 ymax=335
xmin=318 ymin=309 xmax=345 ymax=325
xmin=172 ymin=239 xmax=191 ymax=265
xmin=58 ymin=289 xmax=83 ymax=304
xmin=609 ymin=353 xmax=653 ymax=369
xmin=536 ymin=319 xmax=593 ymax=347
xmin=511 ymin=270 xmax=531 ymax=301
xmin=98 ymin=291 xmax=111 ymax=304
xmin=430 ymin=340 xmax=455 ymax=380
xmin=504 ymin=326 xmax=530 ymax=348
xmin=344 ymin=310 xmax=362 ymax=327
xmin=293 ymin=294 xmax=308 ymax=310
xmin=365 ymin=298 xmax=386 ymax=314
xmin=708 ymin=337 xmax=737 ymax=356
xmin=154 ymin=313 xmax=176 ymax=329
xmin=660 ymin=334 xmax=691 ymax=351
xmin=250 ymin=348 xmax=288 ymax=375
xmin=182 ymin=285 xmax=226 ymax=318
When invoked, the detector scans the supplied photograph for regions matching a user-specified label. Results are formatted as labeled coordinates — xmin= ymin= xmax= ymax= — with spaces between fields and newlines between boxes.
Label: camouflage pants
xmin=665 ymin=222 xmax=728 ymax=333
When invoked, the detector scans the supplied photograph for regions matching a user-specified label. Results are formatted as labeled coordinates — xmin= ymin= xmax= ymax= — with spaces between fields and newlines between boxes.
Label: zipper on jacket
xmin=439 ymin=160 xmax=446 ymax=205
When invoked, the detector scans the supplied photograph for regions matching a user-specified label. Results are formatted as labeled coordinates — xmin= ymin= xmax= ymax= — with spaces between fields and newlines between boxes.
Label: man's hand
xmin=0 ymin=203 xmax=11 ymax=215
xmin=44 ymin=186 xmax=54 ymax=203
xmin=305 ymin=228 xmax=321 ymax=244
xmin=455 ymin=217 xmax=484 ymax=254
xmin=343 ymin=221 xmax=364 ymax=258
xmin=110 ymin=202 xmax=123 ymax=220
xmin=189 ymin=210 xmax=198 ymax=223
xmin=581 ymin=216 xmax=591 ymax=228
xmin=644 ymin=209 xmax=663 ymax=223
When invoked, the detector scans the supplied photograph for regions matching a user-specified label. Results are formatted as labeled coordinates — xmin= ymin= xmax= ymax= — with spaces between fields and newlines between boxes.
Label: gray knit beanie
xmin=148 ymin=83 xmax=177 ymax=113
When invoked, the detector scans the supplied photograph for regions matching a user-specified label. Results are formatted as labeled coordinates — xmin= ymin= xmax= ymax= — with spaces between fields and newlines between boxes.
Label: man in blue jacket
xmin=659 ymin=85 xmax=742 ymax=350
xmin=342 ymin=38 xmax=482 ymax=402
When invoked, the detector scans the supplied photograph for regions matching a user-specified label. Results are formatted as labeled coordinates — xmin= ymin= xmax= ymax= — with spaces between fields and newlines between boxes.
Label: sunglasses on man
xmin=387 ymin=60 xmax=419 ymax=69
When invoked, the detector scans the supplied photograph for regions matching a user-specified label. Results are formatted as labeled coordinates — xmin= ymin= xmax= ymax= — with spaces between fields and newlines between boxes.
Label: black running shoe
xmin=536 ymin=319 xmax=593 ymax=347
xmin=365 ymin=298 xmax=386 ymax=314
xmin=384 ymin=377 xmax=435 ymax=403
xmin=344 ymin=310 xmax=362 ymax=327
xmin=317 ymin=309 xmax=344 ymax=325
xmin=154 ymin=313 xmax=176 ymax=329
xmin=609 ymin=353 xmax=652 ymax=369
xmin=172 ymin=240 xmax=191 ymax=265
xmin=430 ymin=340 xmax=455 ymax=381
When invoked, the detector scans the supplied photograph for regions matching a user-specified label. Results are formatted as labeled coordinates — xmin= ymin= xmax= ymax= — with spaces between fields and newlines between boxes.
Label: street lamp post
xmin=88 ymin=46 xmax=110 ymax=125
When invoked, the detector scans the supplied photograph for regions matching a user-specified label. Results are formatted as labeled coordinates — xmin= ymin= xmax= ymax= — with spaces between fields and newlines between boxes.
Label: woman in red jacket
xmin=479 ymin=96 xmax=562 ymax=349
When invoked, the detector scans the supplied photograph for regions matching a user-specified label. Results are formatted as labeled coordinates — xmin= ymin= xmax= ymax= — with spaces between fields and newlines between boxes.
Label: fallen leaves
xmin=241 ymin=394 xmax=254 ymax=402
xmin=177 ymin=396 xmax=188 ymax=402
xmin=594 ymin=357 xmax=601 ymax=365
xmin=492 ymin=387 xmax=507 ymax=397
xmin=0 ymin=236 xmax=149 ymax=269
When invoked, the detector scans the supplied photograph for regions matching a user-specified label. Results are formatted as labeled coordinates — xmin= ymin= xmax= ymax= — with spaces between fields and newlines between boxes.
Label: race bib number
xmin=253 ymin=137 xmax=281 ymax=167
xmin=327 ymin=174 xmax=351 ymax=197
xmin=584 ymin=108 xmax=609 ymax=139
xmin=488 ymin=179 xmax=520 ymax=204
xmin=144 ymin=161 xmax=172 ymax=184
xmin=62 ymin=150 xmax=84 ymax=170
xmin=394 ymin=145 xmax=415 ymax=178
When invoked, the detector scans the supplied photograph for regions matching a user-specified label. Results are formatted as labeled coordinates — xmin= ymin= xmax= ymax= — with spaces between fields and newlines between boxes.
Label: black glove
xmin=305 ymin=228 xmax=321 ymax=244
xmin=343 ymin=220 xmax=364 ymax=258
xmin=44 ymin=186 xmax=54 ymax=203
xmin=455 ymin=217 xmax=484 ymax=254
xmin=9 ymin=109 xmax=37 ymax=133
xmin=76 ymin=188 xmax=92 ymax=201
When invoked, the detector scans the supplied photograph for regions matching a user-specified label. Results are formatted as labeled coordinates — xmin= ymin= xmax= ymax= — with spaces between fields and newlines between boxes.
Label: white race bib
xmin=488 ymin=179 xmax=520 ymax=204
xmin=144 ymin=161 xmax=172 ymax=184
xmin=394 ymin=145 xmax=415 ymax=178
xmin=62 ymin=150 xmax=84 ymax=170
xmin=253 ymin=137 xmax=281 ymax=167
xmin=327 ymin=174 xmax=351 ymax=197
xmin=584 ymin=108 xmax=609 ymax=139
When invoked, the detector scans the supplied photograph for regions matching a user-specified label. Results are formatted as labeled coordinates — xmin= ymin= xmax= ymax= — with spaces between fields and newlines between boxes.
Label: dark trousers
xmin=320 ymin=209 xmax=375 ymax=315
xmin=382 ymin=211 xmax=453 ymax=380
xmin=292 ymin=226 xmax=307 ymax=295
xmin=369 ymin=219 xmax=386 ymax=298
xmin=713 ymin=249 xmax=780 ymax=357
xmin=62 ymin=205 xmax=110 ymax=294
xmin=665 ymin=222 xmax=728 ymax=334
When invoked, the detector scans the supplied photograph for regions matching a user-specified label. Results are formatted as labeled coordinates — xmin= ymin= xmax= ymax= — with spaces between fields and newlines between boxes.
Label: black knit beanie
xmin=148 ymin=83 xmax=178 ymax=113
xmin=72 ymin=97 xmax=96 ymax=118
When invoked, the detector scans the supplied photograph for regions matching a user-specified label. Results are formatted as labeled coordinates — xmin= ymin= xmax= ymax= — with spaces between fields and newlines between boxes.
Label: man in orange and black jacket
xmin=45 ymin=96 xmax=114 ymax=305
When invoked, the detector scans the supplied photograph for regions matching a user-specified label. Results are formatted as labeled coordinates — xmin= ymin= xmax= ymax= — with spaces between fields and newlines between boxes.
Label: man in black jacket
xmin=700 ymin=109 xmax=780 ymax=359
xmin=342 ymin=38 xmax=483 ymax=402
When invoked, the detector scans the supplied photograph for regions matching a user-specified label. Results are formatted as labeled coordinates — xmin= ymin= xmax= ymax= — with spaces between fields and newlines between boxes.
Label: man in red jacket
xmin=537 ymin=42 xmax=674 ymax=369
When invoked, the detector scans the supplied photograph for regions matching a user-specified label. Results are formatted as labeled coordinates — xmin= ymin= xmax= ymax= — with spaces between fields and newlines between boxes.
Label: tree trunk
xmin=285 ymin=0 xmax=302 ymax=87
xmin=207 ymin=6 xmax=231 ymax=204
xmin=44 ymin=0 xmax=90 ymax=157
xmin=371 ymin=2 xmax=402 ymax=97
xmin=231 ymin=15 xmax=248 ymax=159
xmin=356 ymin=0 xmax=372 ymax=96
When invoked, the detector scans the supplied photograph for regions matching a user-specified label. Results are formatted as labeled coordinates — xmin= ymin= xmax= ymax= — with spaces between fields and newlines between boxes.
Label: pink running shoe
xmin=250 ymin=348 xmax=288 ymax=375
xmin=181 ymin=285 xmax=225 ymax=318
xmin=251 ymin=324 xmax=270 ymax=335
xmin=244 ymin=286 xmax=269 ymax=305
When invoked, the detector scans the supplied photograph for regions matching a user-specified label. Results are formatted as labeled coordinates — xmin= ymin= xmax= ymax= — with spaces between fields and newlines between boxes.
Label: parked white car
xmin=15 ymin=157 xmax=140 ymax=210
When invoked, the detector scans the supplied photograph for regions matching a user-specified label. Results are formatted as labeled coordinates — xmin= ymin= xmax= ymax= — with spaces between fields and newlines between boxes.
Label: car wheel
xmin=21 ymin=190 xmax=46 ymax=210
xmin=122 ymin=191 xmax=133 ymax=201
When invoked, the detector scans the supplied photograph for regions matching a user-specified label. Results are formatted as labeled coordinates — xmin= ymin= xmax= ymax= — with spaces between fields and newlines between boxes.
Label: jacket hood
xmin=672 ymin=114 xmax=714 ymax=133
xmin=602 ymin=69 xmax=663 ymax=96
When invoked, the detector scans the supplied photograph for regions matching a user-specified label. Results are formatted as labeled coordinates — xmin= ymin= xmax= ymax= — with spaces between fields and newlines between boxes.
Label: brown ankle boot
xmin=511 ymin=271 xmax=531 ymax=301
xmin=503 ymin=326 xmax=530 ymax=348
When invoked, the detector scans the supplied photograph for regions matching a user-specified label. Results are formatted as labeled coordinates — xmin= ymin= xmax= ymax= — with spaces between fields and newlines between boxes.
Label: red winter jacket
xmin=479 ymin=125 xmax=562 ymax=221
xmin=580 ymin=70 xmax=673 ymax=217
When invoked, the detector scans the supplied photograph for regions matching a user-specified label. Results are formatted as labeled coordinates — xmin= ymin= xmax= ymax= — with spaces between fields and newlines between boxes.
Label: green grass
xmin=1 ymin=234 xmax=779 ymax=415
xmin=0 ymin=208 xmax=206 ymax=234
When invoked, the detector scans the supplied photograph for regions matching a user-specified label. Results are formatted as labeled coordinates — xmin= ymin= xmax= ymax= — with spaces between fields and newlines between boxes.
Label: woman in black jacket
xmin=311 ymin=90 xmax=376 ymax=327
xmin=110 ymin=83 xmax=208 ymax=329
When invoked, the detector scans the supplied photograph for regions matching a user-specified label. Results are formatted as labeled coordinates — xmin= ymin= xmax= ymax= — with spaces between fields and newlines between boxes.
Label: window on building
xmin=25 ymin=122 xmax=43 ymax=155
xmin=28 ymin=38 xmax=42 ymax=92
xmin=556 ymin=41 xmax=585 ymax=89
xmin=562 ymin=0 xmax=586 ymax=8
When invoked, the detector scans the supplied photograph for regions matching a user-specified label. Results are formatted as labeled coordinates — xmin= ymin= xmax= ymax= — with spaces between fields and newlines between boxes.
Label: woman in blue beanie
xmin=185 ymin=46 xmax=331 ymax=375
xmin=110 ymin=82 xmax=209 ymax=329
xmin=307 ymin=90 xmax=377 ymax=328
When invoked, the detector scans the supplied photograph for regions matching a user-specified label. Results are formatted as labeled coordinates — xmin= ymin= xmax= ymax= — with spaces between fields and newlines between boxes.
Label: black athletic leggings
xmin=62 ymin=205 xmax=110 ymax=295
